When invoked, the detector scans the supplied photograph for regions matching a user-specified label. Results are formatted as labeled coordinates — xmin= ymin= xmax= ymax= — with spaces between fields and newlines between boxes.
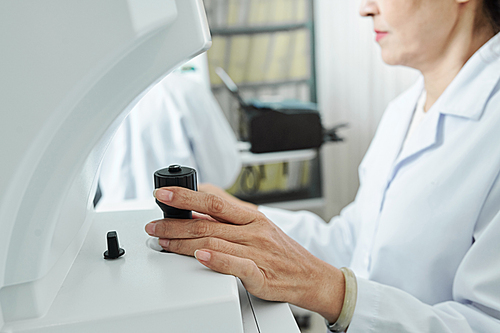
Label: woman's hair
xmin=483 ymin=0 xmax=500 ymax=33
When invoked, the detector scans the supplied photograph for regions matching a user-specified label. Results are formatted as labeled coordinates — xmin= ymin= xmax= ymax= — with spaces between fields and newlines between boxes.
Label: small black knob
xmin=103 ymin=231 xmax=125 ymax=259
xmin=154 ymin=165 xmax=197 ymax=219
xmin=168 ymin=164 xmax=182 ymax=173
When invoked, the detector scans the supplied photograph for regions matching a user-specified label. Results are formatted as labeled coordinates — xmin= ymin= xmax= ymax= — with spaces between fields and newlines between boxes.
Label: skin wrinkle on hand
xmin=147 ymin=186 xmax=345 ymax=323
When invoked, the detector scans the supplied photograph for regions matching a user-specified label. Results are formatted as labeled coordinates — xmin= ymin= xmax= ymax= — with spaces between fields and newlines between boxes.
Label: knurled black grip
xmin=154 ymin=165 xmax=197 ymax=219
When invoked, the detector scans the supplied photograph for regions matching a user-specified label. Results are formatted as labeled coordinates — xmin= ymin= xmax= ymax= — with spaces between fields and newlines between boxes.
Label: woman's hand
xmin=198 ymin=183 xmax=258 ymax=211
xmin=145 ymin=186 xmax=345 ymax=323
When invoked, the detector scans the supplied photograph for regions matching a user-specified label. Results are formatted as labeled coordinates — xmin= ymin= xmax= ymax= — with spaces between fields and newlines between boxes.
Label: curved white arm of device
xmin=0 ymin=0 xmax=210 ymax=325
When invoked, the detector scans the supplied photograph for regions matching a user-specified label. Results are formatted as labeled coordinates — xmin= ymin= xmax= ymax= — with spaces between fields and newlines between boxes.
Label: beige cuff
xmin=325 ymin=267 xmax=358 ymax=332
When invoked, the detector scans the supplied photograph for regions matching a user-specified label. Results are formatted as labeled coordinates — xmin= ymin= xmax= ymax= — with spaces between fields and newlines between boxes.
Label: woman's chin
xmin=380 ymin=51 xmax=401 ymax=66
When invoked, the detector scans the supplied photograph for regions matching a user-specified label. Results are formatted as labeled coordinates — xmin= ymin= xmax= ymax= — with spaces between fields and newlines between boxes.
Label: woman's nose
xmin=359 ymin=0 xmax=378 ymax=17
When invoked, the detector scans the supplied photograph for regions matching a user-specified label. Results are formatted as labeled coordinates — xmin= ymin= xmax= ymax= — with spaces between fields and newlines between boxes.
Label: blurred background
xmin=98 ymin=0 xmax=419 ymax=330
xmin=203 ymin=0 xmax=417 ymax=219
xmin=202 ymin=1 xmax=418 ymax=331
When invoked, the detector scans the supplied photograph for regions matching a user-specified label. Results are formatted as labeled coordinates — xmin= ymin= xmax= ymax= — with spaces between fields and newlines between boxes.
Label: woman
xmin=145 ymin=0 xmax=500 ymax=331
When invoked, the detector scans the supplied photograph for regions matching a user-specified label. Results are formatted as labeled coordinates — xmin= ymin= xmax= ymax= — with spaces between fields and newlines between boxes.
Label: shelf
xmin=206 ymin=0 xmax=320 ymax=206
xmin=238 ymin=142 xmax=316 ymax=166
xmin=265 ymin=197 xmax=324 ymax=211
xmin=211 ymin=79 xmax=310 ymax=90
xmin=210 ymin=23 xmax=310 ymax=36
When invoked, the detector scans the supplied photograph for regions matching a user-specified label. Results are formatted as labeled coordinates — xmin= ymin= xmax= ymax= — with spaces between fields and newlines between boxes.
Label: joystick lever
xmin=154 ymin=165 xmax=198 ymax=219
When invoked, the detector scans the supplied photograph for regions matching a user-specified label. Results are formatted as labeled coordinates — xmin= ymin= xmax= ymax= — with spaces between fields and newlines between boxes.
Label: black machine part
xmin=246 ymin=107 xmax=323 ymax=153
xmin=154 ymin=165 xmax=197 ymax=219
xmin=323 ymin=123 xmax=348 ymax=143
xmin=216 ymin=67 xmax=347 ymax=153
xmin=103 ymin=231 xmax=125 ymax=260
xmin=242 ymin=106 xmax=348 ymax=153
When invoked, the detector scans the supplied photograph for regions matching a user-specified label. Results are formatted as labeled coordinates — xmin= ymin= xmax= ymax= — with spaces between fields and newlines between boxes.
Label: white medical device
xmin=0 ymin=1 xmax=299 ymax=331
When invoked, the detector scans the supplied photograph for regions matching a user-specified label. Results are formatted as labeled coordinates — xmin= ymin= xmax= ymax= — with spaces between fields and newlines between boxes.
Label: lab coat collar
xmin=394 ymin=103 xmax=441 ymax=169
xmin=391 ymin=33 xmax=500 ymax=170
xmin=377 ymin=77 xmax=426 ymax=181
xmin=432 ymin=32 xmax=500 ymax=121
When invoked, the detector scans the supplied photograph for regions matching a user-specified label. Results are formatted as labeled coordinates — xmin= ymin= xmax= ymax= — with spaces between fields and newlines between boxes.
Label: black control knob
xmin=103 ymin=231 xmax=125 ymax=259
xmin=154 ymin=165 xmax=197 ymax=219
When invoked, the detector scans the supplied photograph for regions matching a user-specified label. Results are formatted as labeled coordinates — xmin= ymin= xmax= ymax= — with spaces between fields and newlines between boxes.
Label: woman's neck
xmin=421 ymin=27 xmax=494 ymax=112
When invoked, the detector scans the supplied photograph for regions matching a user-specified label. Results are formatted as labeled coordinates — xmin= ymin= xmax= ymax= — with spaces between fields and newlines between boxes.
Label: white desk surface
xmin=5 ymin=207 xmax=299 ymax=333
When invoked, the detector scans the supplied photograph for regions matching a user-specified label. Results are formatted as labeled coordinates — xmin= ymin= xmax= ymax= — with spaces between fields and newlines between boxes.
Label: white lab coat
xmin=260 ymin=33 xmax=500 ymax=332
xmin=99 ymin=71 xmax=241 ymax=206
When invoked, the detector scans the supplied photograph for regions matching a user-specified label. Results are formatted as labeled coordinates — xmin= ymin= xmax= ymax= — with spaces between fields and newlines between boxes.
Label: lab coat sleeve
xmin=348 ymin=173 xmax=500 ymax=333
xmin=259 ymin=206 xmax=500 ymax=333
xmin=258 ymin=202 xmax=360 ymax=269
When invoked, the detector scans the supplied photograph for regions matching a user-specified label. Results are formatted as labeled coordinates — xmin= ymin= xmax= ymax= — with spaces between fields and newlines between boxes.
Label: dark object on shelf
xmin=242 ymin=100 xmax=324 ymax=153
xmin=216 ymin=67 xmax=346 ymax=153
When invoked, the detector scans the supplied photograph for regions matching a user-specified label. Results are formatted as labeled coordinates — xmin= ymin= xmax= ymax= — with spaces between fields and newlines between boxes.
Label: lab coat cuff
xmin=345 ymin=277 xmax=382 ymax=333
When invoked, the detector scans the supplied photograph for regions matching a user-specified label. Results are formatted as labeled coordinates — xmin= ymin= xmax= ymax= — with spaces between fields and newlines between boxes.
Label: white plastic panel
xmin=0 ymin=0 xmax=210 ymax=325
xmin=3 ymin=209 xmax=244 ymax=332
xmin=127 ymin=0 xmax=178 ymax=34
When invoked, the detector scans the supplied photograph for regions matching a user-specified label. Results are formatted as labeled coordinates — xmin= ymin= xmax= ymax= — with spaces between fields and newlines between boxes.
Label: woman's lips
xmin=375 ymin=31 xmax=388 ymax=42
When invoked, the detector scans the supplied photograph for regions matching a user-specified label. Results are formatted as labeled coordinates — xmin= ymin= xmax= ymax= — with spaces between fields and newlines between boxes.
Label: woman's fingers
xmin=198 ymin=183 xmax=259 ymax=211
xmin=154 ymin=187 xmax=261 ymax=225
xmin=192 ymin=212 xmax=216 ymax=221
xmin=194 ymin=249 xmax=265 ymax=294
xmin=146 ymin=218 xmax=250 ymax=243
xmin=159 ymin=236 xmax=248 ymax=259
